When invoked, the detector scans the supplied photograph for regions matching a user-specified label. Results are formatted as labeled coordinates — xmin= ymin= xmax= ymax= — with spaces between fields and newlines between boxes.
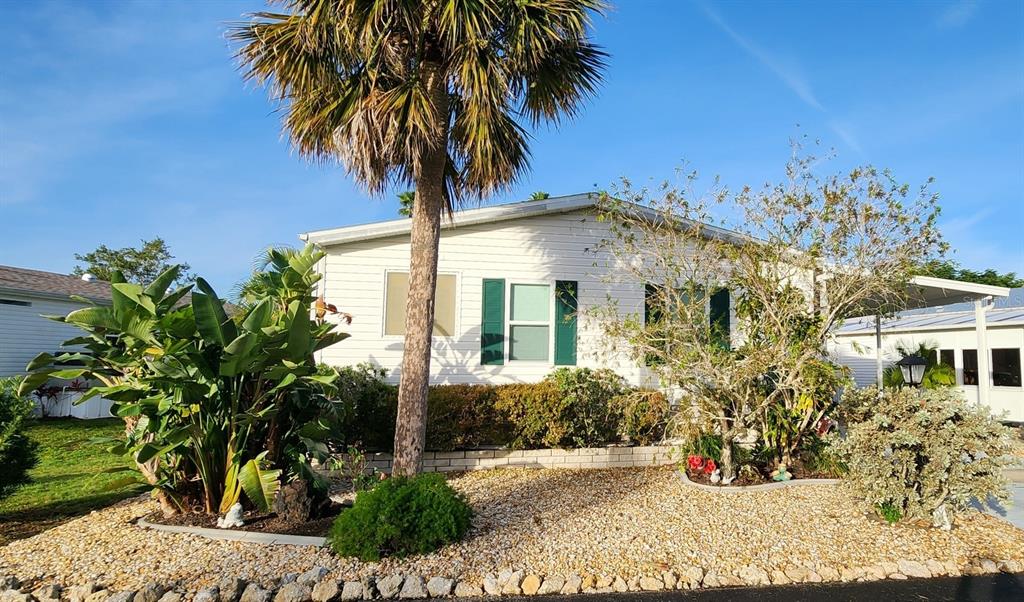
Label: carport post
xmin=975 ymin=297 xmax=992 ymax=408
xmin=875 ymin=314 xmax=883 ymax=389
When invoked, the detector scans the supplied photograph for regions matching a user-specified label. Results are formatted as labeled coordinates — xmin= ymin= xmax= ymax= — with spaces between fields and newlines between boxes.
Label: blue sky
xmin=1 ymin=0 xmax=1021 ymax=293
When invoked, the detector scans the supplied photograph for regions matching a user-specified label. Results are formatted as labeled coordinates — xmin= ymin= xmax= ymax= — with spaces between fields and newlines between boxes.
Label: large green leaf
xmin=159 ymin=285 xmax=194 ymax=312
xmin=285 ymin=300 xmax=311 ymax=359
xmin=220 ymin=333 xmax=259 ymax=376
xmin=238 ymin=456 xmax=281 ymax=512
xmin=192 ymin=278 xmax=236 ymax=346
xmin=241 ymin=298 xmax=273 ymax=333
xmin=112 ymin=283 xmax=157 ymax=317
xmin=25 ymin=352 xmax=55 ymax=371
xmin=17 ymin=370 xmax=55 ymax=396
xmin=144 ymin=265 xmax=182 ymax=301
xmin=65 ymin=306 xmax=119 ymax=330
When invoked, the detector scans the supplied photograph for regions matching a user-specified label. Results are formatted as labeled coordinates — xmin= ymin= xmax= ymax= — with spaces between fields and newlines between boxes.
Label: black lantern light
xmin=896 ymin=354 xmax=928 ymax=387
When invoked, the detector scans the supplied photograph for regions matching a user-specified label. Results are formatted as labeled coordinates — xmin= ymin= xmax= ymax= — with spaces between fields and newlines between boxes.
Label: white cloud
xmin=936 ymin=1 xmax=980 ymax=29
xmin=698 ymin=2 xmax=824 ymax=111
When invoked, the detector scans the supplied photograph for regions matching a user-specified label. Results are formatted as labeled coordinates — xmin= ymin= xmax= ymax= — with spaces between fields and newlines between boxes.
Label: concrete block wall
xmin=362 ymin=445 xmax=675 ymax=474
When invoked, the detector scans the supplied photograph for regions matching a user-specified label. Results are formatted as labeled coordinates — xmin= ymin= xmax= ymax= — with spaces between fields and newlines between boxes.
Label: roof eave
xmin=0 ymin=286 xmax=111 ymax=305
xmin=299 ymin=193 xmax=600 ymax=246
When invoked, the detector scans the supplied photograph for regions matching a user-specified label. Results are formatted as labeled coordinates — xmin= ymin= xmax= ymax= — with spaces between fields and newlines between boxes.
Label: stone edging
xmin=137 ymin=517 xmax=325 ymax=547
xmin=358 ymin=445 xmax=676 ymax=475
xmin=678 ymin=469 xmax=841 ymax=492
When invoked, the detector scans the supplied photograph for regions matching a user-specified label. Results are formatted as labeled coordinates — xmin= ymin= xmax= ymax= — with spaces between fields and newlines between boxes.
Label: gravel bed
xmin=1 ymin=466 xmax=1022 ymax=593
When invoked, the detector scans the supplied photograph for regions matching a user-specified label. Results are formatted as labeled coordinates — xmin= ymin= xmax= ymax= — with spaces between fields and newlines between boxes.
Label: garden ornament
xmin=770 ymin=464 xmax=792 ymax=482
xmin=932 ymin=504 xmax=952 ymax=531
xmin=709 ymin=469 xmax=721 ymax=484
xmin=217 ymin=502 xmax=244 ymax=528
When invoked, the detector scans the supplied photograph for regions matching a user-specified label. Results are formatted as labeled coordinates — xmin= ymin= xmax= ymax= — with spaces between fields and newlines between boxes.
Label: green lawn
xmin=0 ymin=418 xmax=146 ymax=545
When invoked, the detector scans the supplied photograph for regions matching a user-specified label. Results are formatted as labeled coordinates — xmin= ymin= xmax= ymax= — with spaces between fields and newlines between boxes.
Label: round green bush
xmin=328 ymin=473 xmax=472 ymax=560
xmin=0 ymin=376 xmax=40 ymax=500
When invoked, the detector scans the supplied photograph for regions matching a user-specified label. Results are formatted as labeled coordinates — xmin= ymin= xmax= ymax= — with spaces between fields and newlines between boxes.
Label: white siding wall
xmin=1 ymin=291 xmax=114 ymax=419
xmin=831 ymin=325 xmax=1024 ymax=422
xmin=0 ymin=292 xmax=89 ymax=376
xmin=317 ymin=209 xmax=652 ymax=386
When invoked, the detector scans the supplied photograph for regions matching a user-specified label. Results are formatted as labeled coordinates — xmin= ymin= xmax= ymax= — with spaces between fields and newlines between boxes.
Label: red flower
xmin=687 ymin=455 xmax=705 ymax=472
xmin=703 ymin=459 xmax=717 ymax=475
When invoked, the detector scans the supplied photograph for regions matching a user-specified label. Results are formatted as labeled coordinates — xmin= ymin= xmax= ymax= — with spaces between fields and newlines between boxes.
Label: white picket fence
xmin=34 ymin=389 xmax=114 ymax=419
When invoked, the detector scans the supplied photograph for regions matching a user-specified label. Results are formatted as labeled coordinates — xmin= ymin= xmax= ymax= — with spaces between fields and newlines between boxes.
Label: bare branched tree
xmin=594 ymin=147 xmax=946 ymax=479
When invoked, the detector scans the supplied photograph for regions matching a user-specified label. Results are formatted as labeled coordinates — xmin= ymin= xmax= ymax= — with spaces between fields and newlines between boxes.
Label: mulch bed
xmin=144 ymin=503 xmax=343 ymax=537
xmin=684 ymin=463 xmax=838 ymax=487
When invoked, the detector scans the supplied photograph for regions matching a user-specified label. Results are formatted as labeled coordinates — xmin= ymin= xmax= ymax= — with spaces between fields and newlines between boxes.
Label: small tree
xmin=72 ymin=237 xmax=191 ymax=285
xmin=0 ymin=377 xmax=39 ymax=501
xmin=595 ymin=150 xmax=945 ymax=479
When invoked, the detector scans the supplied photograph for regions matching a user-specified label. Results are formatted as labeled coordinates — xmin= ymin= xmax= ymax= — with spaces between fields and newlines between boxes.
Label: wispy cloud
xmin=697 ymin=2 xmax=872 ymax=156
xmin=936 ymin=1 xmax=980 ymax=29
xmin=827 ymin=121 xmax=864 ymax=155
xmin=697 ymin=2 xmax=824 ymax=111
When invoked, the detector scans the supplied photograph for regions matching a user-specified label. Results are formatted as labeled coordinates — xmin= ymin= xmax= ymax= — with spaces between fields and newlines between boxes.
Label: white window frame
xmin=381 ymin=268 xmax=461 ymax=339
xmin=505 ymin=279 xmax=555 ymax=364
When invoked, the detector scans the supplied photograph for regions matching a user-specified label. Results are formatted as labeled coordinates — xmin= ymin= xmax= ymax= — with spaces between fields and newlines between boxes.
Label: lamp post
xmin=896 ymin=354 xmax=927 ymax=388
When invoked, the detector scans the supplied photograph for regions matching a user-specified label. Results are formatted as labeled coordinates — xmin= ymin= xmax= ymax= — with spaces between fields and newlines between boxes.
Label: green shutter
xmin=554 ymin=280 xmax=578 ymax=365
xmin=710 ymin=287 xmax=730 ymax=349
xmin=644 ymin=284 xmax=663 ymax=366
xmin=481 ymin=279 xmax=505 ymax=365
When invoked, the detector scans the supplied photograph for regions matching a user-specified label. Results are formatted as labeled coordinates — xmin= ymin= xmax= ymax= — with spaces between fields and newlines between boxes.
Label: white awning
xmin=902 ymin=276 xmax=1010 ymax=310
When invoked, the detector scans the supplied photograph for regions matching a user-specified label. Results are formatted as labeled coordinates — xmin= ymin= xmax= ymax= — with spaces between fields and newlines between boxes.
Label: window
xmin=383 ymin=271 xmax=457 ymax=336
xmin=508 ymin=283 xmax=551 ymax=361
xmin=992 ymin=348 xmax=1022 ymax=387
xmin=962 ymin=349 xmax=978 ymax=385
xmin=936 ymin=349 xmax=955 ymax=369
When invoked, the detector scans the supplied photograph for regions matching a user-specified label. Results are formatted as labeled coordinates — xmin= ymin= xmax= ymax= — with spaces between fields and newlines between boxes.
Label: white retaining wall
xmin=364 ymin=445 xmax=675 ymax=474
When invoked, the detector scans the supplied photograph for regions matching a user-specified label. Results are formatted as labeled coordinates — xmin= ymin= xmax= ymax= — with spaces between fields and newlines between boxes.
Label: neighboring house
xmin=301 ymin=194 xmax=715 ymax=388
xmin=0 ymin=264 xmax=113 ymax=418
xmin=832 ymin=288 xmax=1024 ymax=423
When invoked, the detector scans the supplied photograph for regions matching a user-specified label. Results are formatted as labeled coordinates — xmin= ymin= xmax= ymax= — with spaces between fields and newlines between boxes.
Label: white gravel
xmin=1 ymin=467 xmax=1022 ymax=593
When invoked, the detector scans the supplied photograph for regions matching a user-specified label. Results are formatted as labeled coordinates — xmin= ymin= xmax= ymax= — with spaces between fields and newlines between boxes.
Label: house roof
xmin=300 ymin=193 xmax=600 ymax=246
xmin=299 ymin=192 xmax=747 ymax=247
xmin=837 ymin=286 xmax=1024 ymax=335
xmin=0 ymin=265 xmax=112 ymax=303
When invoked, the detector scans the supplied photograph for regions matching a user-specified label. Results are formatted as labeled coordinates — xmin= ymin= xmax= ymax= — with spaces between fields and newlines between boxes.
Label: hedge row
xmin=328 ymin=364 xmax=670 ymax=452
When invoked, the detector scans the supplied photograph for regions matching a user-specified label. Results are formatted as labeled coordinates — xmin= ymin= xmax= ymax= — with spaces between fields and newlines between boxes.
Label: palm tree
xmin=232 ymin=0 xmax=607 ymax=476
xmin=397 ymin=191 xmax=415 ymax=218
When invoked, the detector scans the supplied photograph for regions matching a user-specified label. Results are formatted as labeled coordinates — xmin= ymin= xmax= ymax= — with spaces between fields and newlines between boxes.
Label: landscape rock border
xmin=136 ymin=518 xmax=325 ymax=548
xmin=3 ymin=558 xmax=1020 ymax=602
xmin=678 ymin=469 xmax=841 ymax=493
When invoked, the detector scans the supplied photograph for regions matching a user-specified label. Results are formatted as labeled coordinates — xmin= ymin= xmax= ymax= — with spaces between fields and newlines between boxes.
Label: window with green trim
xmin=508 ymin=283 xmax=551 ymax=362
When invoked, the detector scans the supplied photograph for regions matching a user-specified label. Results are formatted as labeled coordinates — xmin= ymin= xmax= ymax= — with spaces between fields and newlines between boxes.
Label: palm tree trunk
xmin=393 ymin=61 xmax=449 ymax=477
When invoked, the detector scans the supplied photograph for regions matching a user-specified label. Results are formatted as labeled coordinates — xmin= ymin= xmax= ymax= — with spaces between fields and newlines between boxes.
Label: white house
xmin=833 ymin=288 xmax=1024 ymax=423
xmin=302 ymin=193 xmax=1018 ymax=423
xmin=301 ymin=194 xmax=683 ymax=388
xmin=0 ymin=264 xmax=114 ymax=418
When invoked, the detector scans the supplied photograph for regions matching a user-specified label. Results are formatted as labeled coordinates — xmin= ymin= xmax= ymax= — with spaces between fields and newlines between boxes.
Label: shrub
xmin=0 ymin=376 xmax=40 ymax=500
xmin=675 ymin=432 xmax=724 ymax=463
xmin=611 ymin=389 xmax=670 ymax=445
xmin=493 ymin=381 xmax=564 ymax=448
xmin=426 ymin=385 xmax=513 ymax=451
xmin=331 ymin=363 xmax=398 ymax=451
xmin=495 ymin=368 xmax=629 ymax=448
xmin=798 ymin=432 xmax=848 ymax=477
xmin=328 ymin=473 xmax=472 ymax=560
xmin=839 ymin=387 xmax=1013 ymax=528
